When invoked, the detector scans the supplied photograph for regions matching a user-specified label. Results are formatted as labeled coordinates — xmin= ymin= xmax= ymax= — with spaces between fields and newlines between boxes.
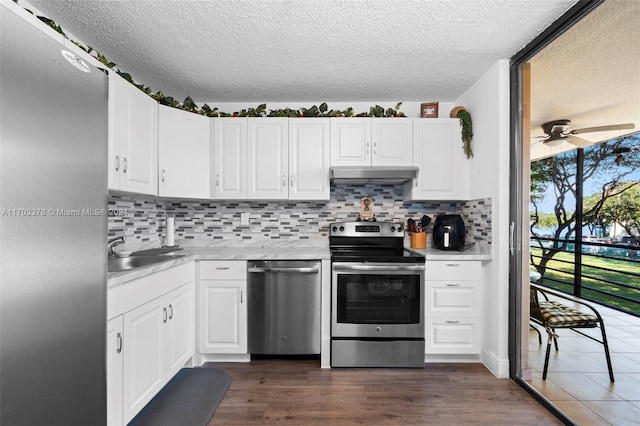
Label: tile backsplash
xmin=108 ymin=185 xmax=492 ymax=249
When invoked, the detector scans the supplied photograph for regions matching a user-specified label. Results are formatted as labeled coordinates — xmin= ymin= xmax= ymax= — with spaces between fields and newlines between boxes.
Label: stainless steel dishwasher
xmin=248 ymin=260 xmax=321 ymax=355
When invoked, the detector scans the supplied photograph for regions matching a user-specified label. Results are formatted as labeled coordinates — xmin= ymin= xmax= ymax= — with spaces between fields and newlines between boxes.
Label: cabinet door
xmin=330 ymin=117 xmax=372 ymax=166
xmin=288 ymin=118 xmax=330 ymax=200
xmin=404 ymin=119 xmax=469 ymax=200
xmin=426 ymin=281 xmax=481 ymax=317
xmin=158 ymin=106 xmax=211 ymax=199
xmin=371 ymin=118 xmax=412 ymax=166
xmin=213 ymin=118 xmax=248 ymax=199
xmin=425 ymin=317 xmax=481 ymax=354
xmin=108 ymin=73 xmax=158 ymax=195
xmin=165 ymin=282 xmax=195 ymax=378
xmin=107 ymin=317 xmax=124 ymax=426
xmin=199 ymin=280 xmax=247 ymax=354
xmin=122 ymin=297 xmax=166 ymax=424
xmin=247 ymin=118 xmax=288 ymax=199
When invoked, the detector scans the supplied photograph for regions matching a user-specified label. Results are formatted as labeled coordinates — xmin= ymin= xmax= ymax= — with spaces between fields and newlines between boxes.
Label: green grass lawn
xmin=530 ymin=247 xmax=640 ymax=315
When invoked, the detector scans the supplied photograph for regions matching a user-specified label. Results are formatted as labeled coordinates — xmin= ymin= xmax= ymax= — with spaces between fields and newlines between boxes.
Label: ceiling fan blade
xmin=569 ymin=123 xmax=635 ymax=135
xmin=567 ymin=135 xmax=593 ymax=147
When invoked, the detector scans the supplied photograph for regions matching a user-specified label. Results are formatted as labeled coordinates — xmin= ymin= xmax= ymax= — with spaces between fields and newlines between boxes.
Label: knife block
xmin=410 ymin=231 xmax=426 ymax=249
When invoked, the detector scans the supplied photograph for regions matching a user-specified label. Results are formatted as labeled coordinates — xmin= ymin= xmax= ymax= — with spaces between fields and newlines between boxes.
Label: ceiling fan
xmin=536 ymin=119 xmax=635 ymax=148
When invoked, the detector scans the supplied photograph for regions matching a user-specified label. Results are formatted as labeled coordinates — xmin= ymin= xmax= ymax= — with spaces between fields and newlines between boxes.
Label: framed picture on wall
xmin=420 ymin=102 xmax=438 ymax=118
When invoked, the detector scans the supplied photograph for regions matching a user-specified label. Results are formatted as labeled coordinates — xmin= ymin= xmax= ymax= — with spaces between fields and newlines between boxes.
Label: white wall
xmin=455 ymin=59 xmax=511 ymax=378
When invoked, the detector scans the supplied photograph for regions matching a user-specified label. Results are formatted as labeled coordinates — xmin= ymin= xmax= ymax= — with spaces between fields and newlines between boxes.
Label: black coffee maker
xmin=432 ymin=214 xmax=466 ymax=250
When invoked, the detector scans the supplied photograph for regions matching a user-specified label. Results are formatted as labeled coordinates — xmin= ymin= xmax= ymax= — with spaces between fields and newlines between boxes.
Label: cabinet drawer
xmin=425 ymin=317 xmax=480 ymax=354
xmin=199 ymin=260 xmax=247 ymax=280
xmin=426 ymin=281 xmax=480 ymax=317
xmin=426 ymin=261 xmax=480 ymax=281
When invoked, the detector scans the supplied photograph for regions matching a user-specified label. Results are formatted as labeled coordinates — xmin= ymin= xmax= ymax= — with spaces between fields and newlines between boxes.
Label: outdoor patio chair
xmin=529 ymin=282 xmax=614 ymax=382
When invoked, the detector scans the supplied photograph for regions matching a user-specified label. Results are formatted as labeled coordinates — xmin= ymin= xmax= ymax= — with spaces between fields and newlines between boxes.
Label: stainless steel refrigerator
xmin=1 ymin=4 xmax=108 ymax=425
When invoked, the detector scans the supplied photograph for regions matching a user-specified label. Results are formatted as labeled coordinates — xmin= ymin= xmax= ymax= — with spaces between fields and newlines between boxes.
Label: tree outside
xmin=529 ymin=134 xmax=640 ymax=313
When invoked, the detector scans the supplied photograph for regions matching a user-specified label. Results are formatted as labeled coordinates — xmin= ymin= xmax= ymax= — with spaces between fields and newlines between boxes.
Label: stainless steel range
xmin=330 ymin=221 xmax=425 ymax=368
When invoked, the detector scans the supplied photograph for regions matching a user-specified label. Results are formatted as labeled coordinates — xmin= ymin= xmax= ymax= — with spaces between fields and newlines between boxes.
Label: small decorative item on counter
xmin=450 ymin=106 xmax=473 ymax=158
xmin=358 ymin=197 xmax=375 ymax=221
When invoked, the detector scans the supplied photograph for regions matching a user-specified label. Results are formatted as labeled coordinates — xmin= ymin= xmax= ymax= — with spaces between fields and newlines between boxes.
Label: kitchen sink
xmin=108 ymin=255 xmax=184 ymax=273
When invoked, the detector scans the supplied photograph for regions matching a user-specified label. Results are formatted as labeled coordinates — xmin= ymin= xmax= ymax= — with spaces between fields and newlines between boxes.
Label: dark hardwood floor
xmin=206 ymin=359 xmax=561 ymax=425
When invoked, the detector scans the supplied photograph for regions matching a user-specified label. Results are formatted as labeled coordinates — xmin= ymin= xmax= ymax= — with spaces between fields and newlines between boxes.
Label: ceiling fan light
xmin=544 ymin=138 xmax=565 ymax=148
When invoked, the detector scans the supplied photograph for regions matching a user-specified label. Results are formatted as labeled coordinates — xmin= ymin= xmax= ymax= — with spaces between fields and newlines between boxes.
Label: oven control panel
xmin=330 ymin=221 xmax=404 ymax=237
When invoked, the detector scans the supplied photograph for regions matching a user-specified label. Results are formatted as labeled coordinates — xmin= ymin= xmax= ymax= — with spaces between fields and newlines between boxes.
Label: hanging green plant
xmin=450 ymin=106 xmax=473 ymax=158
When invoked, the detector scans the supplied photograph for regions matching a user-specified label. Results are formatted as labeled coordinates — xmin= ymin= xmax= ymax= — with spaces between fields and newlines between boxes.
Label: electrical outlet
xmin=240 ymin=212 xmax=249 ymax=226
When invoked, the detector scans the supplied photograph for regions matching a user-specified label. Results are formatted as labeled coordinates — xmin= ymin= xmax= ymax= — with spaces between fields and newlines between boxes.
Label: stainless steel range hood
xmin=330 ymin=166 xmax=419 ymax=185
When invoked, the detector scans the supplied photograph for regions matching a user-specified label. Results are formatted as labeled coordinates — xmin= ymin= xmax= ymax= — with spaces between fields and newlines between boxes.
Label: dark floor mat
xmin=128 ymin=367 xmax=231 ymax=426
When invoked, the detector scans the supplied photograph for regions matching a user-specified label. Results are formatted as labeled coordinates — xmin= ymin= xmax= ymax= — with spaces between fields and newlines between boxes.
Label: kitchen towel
xmin=166 ymin=217 xmax=175 ymax=246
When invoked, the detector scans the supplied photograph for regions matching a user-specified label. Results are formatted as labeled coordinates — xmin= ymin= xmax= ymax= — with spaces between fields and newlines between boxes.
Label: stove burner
xmin=329 ymin=221 xmax=425 ymax=264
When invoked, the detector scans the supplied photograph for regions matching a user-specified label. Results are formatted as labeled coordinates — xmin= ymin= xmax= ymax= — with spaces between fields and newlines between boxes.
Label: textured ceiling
xmin=529 ymin=0 xmax=640 ymax=159
xmin=23 ymin=0 xmax=577 ymax=103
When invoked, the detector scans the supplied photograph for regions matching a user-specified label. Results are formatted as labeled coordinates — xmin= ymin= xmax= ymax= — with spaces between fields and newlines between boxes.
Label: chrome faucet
xmin=108 ymin=236 xmax=125 ymax=258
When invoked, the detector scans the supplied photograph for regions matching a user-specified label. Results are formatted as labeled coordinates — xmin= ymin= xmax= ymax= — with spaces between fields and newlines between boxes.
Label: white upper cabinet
xmin=371 ymin=118 xmax=413 ymax=166
xmin=212 ymin=118 xmax=248 ymax=199
xmin=330 ymin=117 xmax=371 ymax=166
xmin=330 ymin=118 xmax=412 ymax=166
xmin=288 ymin=118 xmax=331 ymax=200
xmin=108 ymin=73 xmax=158 ymax=195
xmin=158 ymin=106 xmax=211 ymax=199
xmin=213 ymin=118 xmax=328 ymax=201
xmin=403 ymin=118 xmax=470 ymax=200
xmin=247 ymin=118 xmax=289 ymax=199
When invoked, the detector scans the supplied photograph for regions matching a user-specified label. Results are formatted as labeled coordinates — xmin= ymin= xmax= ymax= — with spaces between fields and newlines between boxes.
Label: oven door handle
xmin=248 ymin=267 xmax=319 ymax=274
xmin=333 ymin=264 xmax=425 ymax=272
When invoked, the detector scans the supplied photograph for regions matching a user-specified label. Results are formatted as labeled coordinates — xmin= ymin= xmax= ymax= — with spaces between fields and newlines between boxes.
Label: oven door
xmin=331 ymin=262 xmax=425 ymax=338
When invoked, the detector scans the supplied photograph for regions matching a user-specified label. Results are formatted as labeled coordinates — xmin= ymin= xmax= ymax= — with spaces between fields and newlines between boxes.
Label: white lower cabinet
xmin=123 ymin=294 xmax=167 ymax=422
xmin=198 ymin=260 xmax=248 ymax=354
xmin=107 ymin=317 xmax=123 ymax=426
xmin=107 ymin=263 xmax=195 ymax=426
xmin=425 ymin=261 xmax=482 ymax=355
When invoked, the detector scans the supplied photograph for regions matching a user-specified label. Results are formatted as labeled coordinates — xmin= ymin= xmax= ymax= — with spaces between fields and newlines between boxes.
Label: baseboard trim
xmin=481 ymin=348 xmax=510 ymax=378
xmin=424 ymin=353 xmax=481 ymax=363
xmin=196 ymin=353 xmax=251 ymax=365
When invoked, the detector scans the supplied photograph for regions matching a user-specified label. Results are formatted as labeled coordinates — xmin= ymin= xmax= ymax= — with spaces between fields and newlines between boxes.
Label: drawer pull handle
xmin=446 ymin=284 xmax=460 ymax=287
xmin=446 ymin=263 xmax=460 ymax=267
xmin=216 ymin=267 xmax=230 ymax=270
xmin=446 ymin=320 xmax=460 ymax=324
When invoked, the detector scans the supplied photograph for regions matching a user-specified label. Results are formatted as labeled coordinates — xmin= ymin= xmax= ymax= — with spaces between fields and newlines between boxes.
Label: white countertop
xmin=108 ymin=247 xmax=330 ymax=287
xmin=108 ymin=242 xmax=491 ymax=287
xmin=405 ymin=241 xmax=492 ymax=261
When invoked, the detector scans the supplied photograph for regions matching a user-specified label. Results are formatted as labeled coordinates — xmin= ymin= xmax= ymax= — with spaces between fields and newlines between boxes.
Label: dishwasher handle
xmin=248 ymin=266 xmax=319 ymax=274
